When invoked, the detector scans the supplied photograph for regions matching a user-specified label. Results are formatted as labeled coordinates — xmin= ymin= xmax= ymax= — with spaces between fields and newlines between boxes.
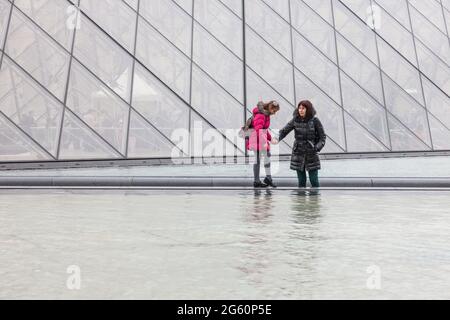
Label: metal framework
xmin=0 ymin=0 xmax=449 ymax=168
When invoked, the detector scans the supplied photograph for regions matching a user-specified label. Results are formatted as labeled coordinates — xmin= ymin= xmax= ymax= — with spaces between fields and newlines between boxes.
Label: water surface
xmin=0 ymin=189 xmax=449 ymax=299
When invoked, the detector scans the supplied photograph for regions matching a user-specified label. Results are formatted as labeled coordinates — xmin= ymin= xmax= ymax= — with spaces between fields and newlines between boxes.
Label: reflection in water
xmin=245 ymin=189 xmax=275 ymax=223
xmin=237 ymin=189 xmax=276 ymax=288
xmin=283 ymin=191 xmax=324 ymax=297
xmin=290 ymin=190 xmax=322 ymax=225
xmin=3 ymin=190 xmax=450 ymax=299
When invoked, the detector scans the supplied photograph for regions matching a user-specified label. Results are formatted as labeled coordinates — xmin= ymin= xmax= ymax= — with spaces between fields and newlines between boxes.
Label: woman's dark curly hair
xmin=294 ymin=100 xmax=317 ymax=120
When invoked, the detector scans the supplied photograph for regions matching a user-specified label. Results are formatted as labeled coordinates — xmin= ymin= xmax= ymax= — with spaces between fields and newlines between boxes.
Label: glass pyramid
xmin=0 ymin=0 xmax=449 ymax=162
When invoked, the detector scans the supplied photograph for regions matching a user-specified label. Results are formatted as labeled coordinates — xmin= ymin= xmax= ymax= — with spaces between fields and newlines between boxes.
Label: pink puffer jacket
xmin=246 ymin=105 xmax=272 ymax=151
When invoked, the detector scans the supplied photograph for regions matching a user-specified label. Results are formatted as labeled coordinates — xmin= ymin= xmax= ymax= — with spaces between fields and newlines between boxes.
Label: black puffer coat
xmin=278 ymin=109 xmax=326 ymax=172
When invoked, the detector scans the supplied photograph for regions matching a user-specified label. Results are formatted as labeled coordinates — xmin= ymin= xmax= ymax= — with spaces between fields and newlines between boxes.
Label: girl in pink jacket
xmin=246 ymin=101 xmax=280 ymax=188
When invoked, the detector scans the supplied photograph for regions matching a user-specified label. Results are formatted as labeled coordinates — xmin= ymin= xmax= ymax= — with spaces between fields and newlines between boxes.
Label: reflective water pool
xmin=0 ymin=189 xmax=449 ymax=299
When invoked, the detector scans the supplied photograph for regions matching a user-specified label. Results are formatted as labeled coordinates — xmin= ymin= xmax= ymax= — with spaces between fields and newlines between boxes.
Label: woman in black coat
xmin=277 ymin=100 xmax=326 ymax=188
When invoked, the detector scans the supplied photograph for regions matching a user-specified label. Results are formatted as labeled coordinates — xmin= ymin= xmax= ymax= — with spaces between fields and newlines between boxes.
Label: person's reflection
xmin=286 ymin=190 xmax=323 ymax=297
xmin=236 ymin=189 xmax=275 ymax=289
xmin=244 ymin=189 xmax=275 ymax=223
xmin=290 ymin=190 xmax=322 ymax=225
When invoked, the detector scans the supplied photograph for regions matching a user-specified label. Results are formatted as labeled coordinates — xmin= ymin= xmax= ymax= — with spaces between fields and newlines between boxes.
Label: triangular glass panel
xmin=262 ymin=0 xmax=290 ymax=21
xmin=340 ymin=72 xmax=390 ymax=148
xmin=344 ymin=113 xmax=388 ymax=152
xmin=132 ymin=63 xmax=190 ymax=155
xmin=127 ymin=110 xmax=181 ymax=159
xmin=383 ymin=74 xmax=432 ymax=147
xmin=428 ymin=114 xmax=450 ymax=151
xmin=190 ymin=112 xmax=243 ymax=158
xmin=191 ymin=65 xmax=245 ymax=149
xmin=0 ymin=57 xmax=63 ymax=157
xmin=0 ymin=0 xmax=11 ymax=48
xmin=295 ymin=69 xmax=346 ymax=150
xmin=0 ymin=112 xmax=51 ymax=161
xmin=66 ymin=61 xmax=129 ymax=155
xmin=387 ymin=114 xmax=430 ymax=152
xmin=302 ymin=0 xmax=333 ymax=24
xmin=59 ymin=110 xmax=122 ymax=160
xmin=322 ymin=138 xmax=345 ymax=153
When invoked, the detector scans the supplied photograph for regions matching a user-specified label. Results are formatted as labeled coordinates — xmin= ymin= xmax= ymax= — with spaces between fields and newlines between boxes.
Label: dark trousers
xmin=297 ymin=169 xmax=319 ymax=188
xmin=253 ymin=150 xmax=271 ymax=182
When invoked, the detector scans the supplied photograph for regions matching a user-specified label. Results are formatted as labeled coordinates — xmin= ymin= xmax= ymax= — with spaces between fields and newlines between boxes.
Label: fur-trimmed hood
xmin=256 ymin=101 xmax=271 ymax=116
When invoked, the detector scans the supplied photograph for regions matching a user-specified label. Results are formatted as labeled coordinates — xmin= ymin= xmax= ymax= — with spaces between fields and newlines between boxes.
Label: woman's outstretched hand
xmin=271 ymin=138 xmax=279 ymax=145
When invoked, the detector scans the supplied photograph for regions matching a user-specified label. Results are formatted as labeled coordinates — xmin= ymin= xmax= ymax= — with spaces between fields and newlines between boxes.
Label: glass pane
xmin=246 ymin=26 xmax=295 ymax=104
xmin=377 ymin=36 xmax=425 ymax=104
xmin=194 ymin=0 xmax=242 ymax=58
xmin=444 ymin=0 xmax=450 ymax=11
xmin=344 ymin=113 xmax=388 ymax=152
xmin=136 ymin=17 xmax=191 ymax=102
xmin=445 ymin=8 xmax=450 ymax=38
xmin=428 ymin=114 xmax=450 ymax=150
xmin=193 ymin=22 xmax=244 ymax=103
xmin=132 ymin=62 xmax=190 ymax=153
xmin=174 ymin=0 xmax=193 ymax=15
xmin=421 ymin=76 xmax=450 ymax=130
xmin=382 ymin=74 xmax=431 ymax=147
xmin=190 ymin=112 xmax=242 ymax=157
xmin=5 ymin=9 xmax=70 ymax=101
xmin=415 ymin=40 xmax=450 ymax=97
xmin=336 ymin=33 xmax=383 ymax=104
xmin=388 ymin=114 xmax=430 ymax=151
xmin=333 ymin=0 xmax=378 ymax=64
xmin=295 ymin=69 xmax=346 ymax=150
xmin=322 ymin=138 xmax=345 ymax=153
xmin=246 ymin=0 xmax=292 ymax=61
xmin=302 ymin=0 xmax=333 ymax=25
xmin=14 ymin=0 xmax=74 ymax=50
xmin=409 ymin=5 xmax=450 ymax=66
xmin=374 ymin=0 xmax=411 ymax=30
xmin=127 ymin=110 xmax=177 ymax=158
xmin=0 ymin=57 xmax=63 ymax=156
xmin=375 ymin=5 xmax=417 ymax=66
xmin=291 ymin=0 xmax=336 ymax=62
xmin=219 ymin=0 xmax=242 ymax=18
xmin=408 ymin=0 xmax=447 ymax=34
xmin=80 ymin=0 xmax=137 ymax=53
xmin=293 ymin=31 xmax=341 ymax=104
xmin=59 ymin=109 xmax=121 ymax=160
xmin=0 ymin=112 xmax=51 ymax=161
xmin=263 ymin=0 xmax=289 ymax=21
xmin=339 ymin=0 xmax=372 ymax=21
xmin=73 ymin=14 xmax=133 ymax=102
xmin=140 ymin=0 xmax=192 ymax=56
xmin=66 ymin=61 xmax=129 ymax=155
xmin=341 ymin=73 xmax=390 ymax=148
xmin=191 ymin=65 xmax=244 ymax=147
xmin=123 ymin=0 xmax=138 ymax=11
xmin=0 ymin=0 xmax=10 ymax=49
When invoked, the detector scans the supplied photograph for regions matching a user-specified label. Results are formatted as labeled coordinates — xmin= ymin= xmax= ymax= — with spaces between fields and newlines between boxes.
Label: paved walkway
xmin=0 ymin=156 xmax=449 ymax=188
xmin=0 ymin=156 xmax=449 ymax=178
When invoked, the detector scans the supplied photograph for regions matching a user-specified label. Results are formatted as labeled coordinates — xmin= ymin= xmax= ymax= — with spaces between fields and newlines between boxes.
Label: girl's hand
xmin=271 ymin=138 xmax=279 ymax=145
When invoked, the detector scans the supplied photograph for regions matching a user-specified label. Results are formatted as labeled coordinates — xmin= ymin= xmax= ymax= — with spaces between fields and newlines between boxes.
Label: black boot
xmin=254 ymin=181 xmax=268 ymax=188
xmin=264 ymin=176 xmax=277 ymax=188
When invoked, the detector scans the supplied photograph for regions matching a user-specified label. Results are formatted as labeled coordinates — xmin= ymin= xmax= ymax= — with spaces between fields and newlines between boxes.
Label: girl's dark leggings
xmin=297 ymin=170 xmax=319 ymax=188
